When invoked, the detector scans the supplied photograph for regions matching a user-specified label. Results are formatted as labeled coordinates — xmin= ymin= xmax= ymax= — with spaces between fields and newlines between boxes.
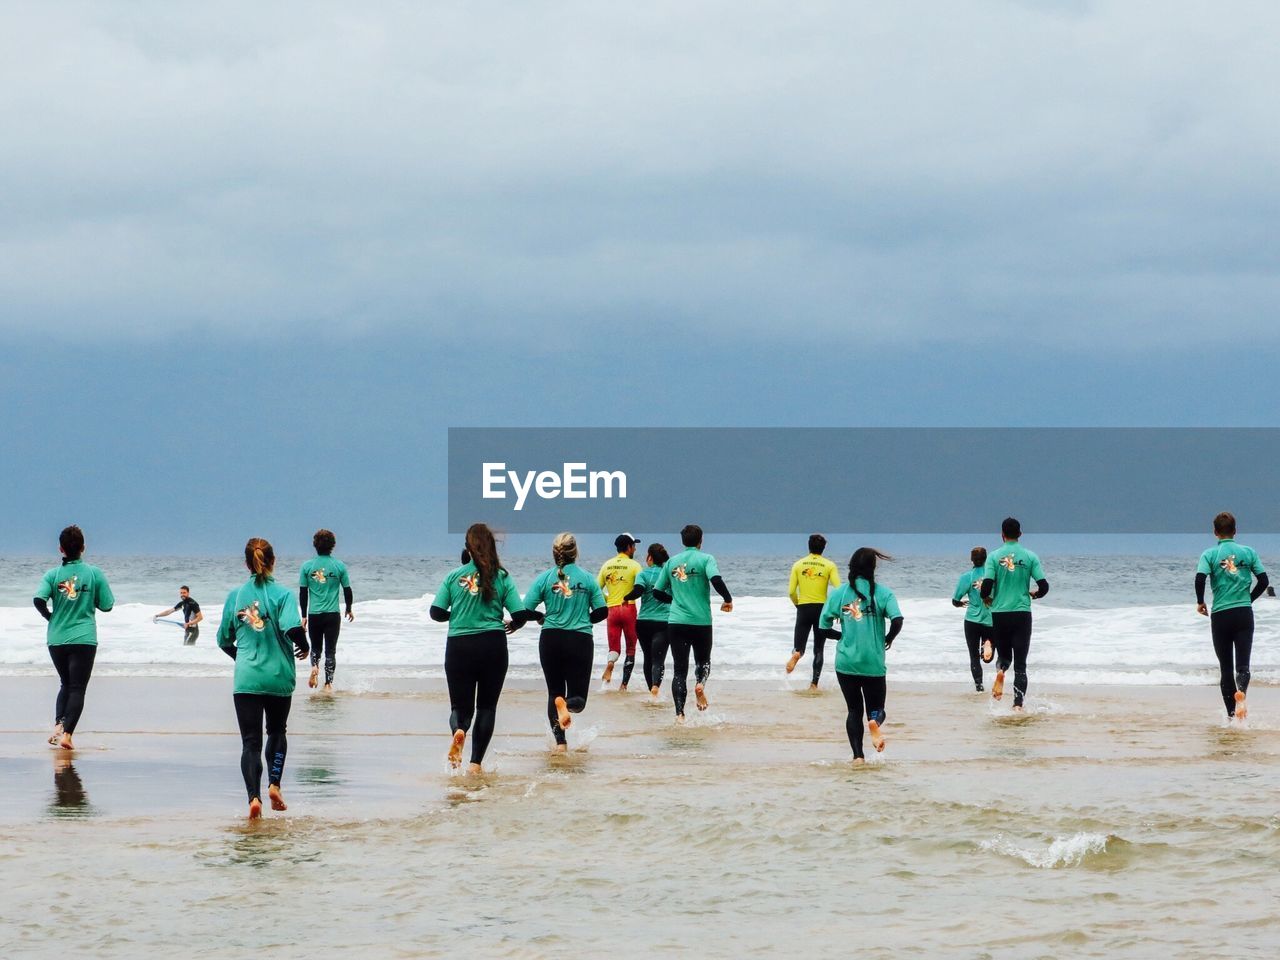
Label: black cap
xmin=615 ymin=532 xmax=641 ymax=550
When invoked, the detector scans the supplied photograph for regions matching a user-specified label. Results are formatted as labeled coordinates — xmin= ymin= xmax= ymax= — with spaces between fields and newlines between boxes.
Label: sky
xmin=2 ymin=2 xmax=1278 ymax=555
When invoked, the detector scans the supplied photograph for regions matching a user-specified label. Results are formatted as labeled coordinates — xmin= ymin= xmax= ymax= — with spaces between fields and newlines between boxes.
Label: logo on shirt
xmin=672 ymin=565 xmax=689 ymax=582
xmin=1220 ymin=555 xmax=1240 ymax=576
xmin=460 ymin=573 xmax=481 ymax=596
xmin=801 ymin=567 xmax=824 ymax=580
xmin=999 ymin=556 xmax=1018 ymax=572
xmin=841 ymin=601 xmax=864 ymax=621
xmin=237 ymin=601 xmax=266 ymax=632
xmin=310 ymin=568 xmax=328 ymax=584
xmin=57 ymin=576 xmax=79 ymax=601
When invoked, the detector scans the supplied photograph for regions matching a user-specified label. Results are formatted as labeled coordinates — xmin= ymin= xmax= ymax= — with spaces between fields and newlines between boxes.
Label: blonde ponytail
xmin=552 ymin=532 xmax=578 ymax=583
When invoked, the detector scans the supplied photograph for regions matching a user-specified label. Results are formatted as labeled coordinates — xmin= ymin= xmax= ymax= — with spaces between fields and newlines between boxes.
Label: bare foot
xmin=602 ymin=661 xmax=615 ymax=683
xmin=308 ymin=666 xmax=319 ymax=689
xmin=467 ymin=762 xmax=483 ymax=775
xmin=59 ymin=732 xmax=74 ymax=751
xmin=268 ymin=784 xmax=287 ymax=811
xmin=323 ymin=683 xmax=333 ymax=694
xmin=868 ymin=720 xmax=886 ymax=753
xmin=553 ymin=743 xmax=568 ymax=754
xmin=619 ymin=683 xmax=628 ymax=691
xmin=785 ymin=651 xmax=802 ymax=674
xmin=47 ymin=723 xmax=63 ymax=747
xmin=1235 ymin=691 xmax=1248 ymax=720
xmin=991 ymin=670 xmax=1005 ymax=700
xmin=555 ymin=695 xmax=572 ymax=730
xmin=650 ymin=685 xmax=660 ymax=698
xmin=248 ymin=798 xmax=262 ymax=820
xmin=852 ymin=756 xmax=866 ymax=767
xmin=981 ymin=639 xmax=994 ymax=663
xmin=809 ymin=683 xmax=819 ymax=691
xmin=447 ymin=729 xmax=466 ymax=768
xmin=1012 ymin=704 xmax=1025 ymax=714
xmin=695 ymin=683 xmax=708 ymax=711
xmin=675 ymin=714 xmax=687 ymax=724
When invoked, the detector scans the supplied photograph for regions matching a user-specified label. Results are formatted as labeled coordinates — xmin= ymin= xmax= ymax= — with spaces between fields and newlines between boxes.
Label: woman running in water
xmin=1196 ymin=511 xmax=1269 ymax=721
xmin=33 ymin=525 xmax=114 ymax=750
xmin=952 ymin=546 xmax=993 ymax=691
xmin=299 ymin=528 xmax=354 ymax=694
xmin=629 ymin=543 xmax=672 ymax=698
xmin=819 ymin=548 xmax=903 ymax=765
xmin=430 ymin=523 xmax=533 ymax=773
xmin=216 ymin=537 xmax=309 ymax=819
xmin=524 ymin=533 xmax=608 ymax=752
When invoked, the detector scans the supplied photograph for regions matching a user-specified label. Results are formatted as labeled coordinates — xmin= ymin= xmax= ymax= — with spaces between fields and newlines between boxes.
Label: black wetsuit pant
xmin=233 ymin=693 xmax=292 ymax=803
xmin=792 ymin=603 xmax=826 ymax=685
xmin=836 ymin=673 xmax=887 ymax=760
xmin=445 ymin=630 xmax=508 ymax=765
xmin=308 ymin=612 xmax=342 ymax=685
xmin=669 ymin=624 xmax=713 ymax=716
xmin=992 ymin=612 xmax=1032 ymax=707
xmin=539 ymin=628 xmax=593 ymax=745
xmin=963 ymin=620 xmax=991 ymax=689
xmin=183 ymin=625 xmax=200 ymax=646
xmin=636 ymin=619 xmax=670 ymax=690
xmin=1211 ymin=606 xmax=1253 ymax=716
xmin=49 ymin=644 xmax=96 ymax=735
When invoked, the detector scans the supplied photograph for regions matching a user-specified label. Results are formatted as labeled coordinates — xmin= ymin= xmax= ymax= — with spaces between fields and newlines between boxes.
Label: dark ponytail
xmin=465 ymin=523 xmax=502 ymax=603
xmin=848 ymin=547 xmax=893 ymax=614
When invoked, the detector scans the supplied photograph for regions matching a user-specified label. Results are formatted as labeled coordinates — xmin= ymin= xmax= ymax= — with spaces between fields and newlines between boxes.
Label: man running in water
xmin=652 ymin=524 xmax=733 ymax=720
xmin=979 ymin=518 xmax=1048 ymax=713
xmin=785 ymin=534 xmax=841 ymax=689
xmin=1196 ymin=511 xmax=1268 ymax=721
xmin=299 ymin=529 xmax=354 ymax=693
xmin=598 ymin=533 xmax=642 ymax=688
xmin=153 ymin=586 xmax=203 ymax=645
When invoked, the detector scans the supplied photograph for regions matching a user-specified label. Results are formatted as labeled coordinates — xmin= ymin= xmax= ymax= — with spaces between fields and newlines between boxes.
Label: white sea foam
xmin=980 ymin=832 xmax=1114 ymax=868
xmin=1 ymin=595 xmax=1274 ymax=683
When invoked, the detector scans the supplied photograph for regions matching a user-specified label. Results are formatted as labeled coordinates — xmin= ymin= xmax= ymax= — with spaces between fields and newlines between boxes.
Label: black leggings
xmin=1211 ymin=606 xmax=1253 ymax=716
xmin=636 ymin=619 xmax=670 ymax=690
xmin=445 ymin=631 xmax=509 ymax=765
xmin=539 ymin=628 xmax=593 ymax=744
xmin=836 ymin=673 xmax=886 ymax=760
xmin=792 ymin=603 xmax=825 ymax=684
xmin=308 ymin=612 xmax=342 ymax=685
xmin=49 ymin=644 xmax=96 ymax=735
xmin=233 ymin=693 xmax=292 ymax=802
xmin=963 ymin=620 xmax=991 ymax=688
xmin=668 ymin=624 xmax=713 ymax=716
xmin=991 ymin=611 xmax=1032 ymax=707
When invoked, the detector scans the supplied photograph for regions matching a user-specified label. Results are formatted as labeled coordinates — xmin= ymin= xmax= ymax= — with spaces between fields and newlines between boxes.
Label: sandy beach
xmin=2 ymin=676 xmax=1278 ymax=959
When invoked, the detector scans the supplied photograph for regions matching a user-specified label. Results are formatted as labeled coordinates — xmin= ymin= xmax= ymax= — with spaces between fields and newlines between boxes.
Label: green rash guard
xmin=982 ymin=542 xmax=1045 ymax=614
xmin=953 ymin=567 xmax=993 ymax=626
xmin=433 ymin=563 xmax=524 ymax=637
xmin=216 ymin=576 xmax=303 ymax=697
xmin=1197 ymin=539 xmax=1266 ymax=614
xmin=524 ymin=563 xmax=606 ymax=632
xmin=653 ymin=548 xmax=722 ymax=626
xmin=820 ymin=579 xmax=902 ymax=677
xmin=35 ymin=560 xmax=115 ymax=646
xmin=635 ymin=565 xmax=671 ymax=623
xmin=299 ymin=555 xmax=351 ymax=614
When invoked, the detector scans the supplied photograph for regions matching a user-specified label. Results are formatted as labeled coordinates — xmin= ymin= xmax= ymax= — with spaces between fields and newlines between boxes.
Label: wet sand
xmin=1 ymin=676 xmax=1278 ymax=959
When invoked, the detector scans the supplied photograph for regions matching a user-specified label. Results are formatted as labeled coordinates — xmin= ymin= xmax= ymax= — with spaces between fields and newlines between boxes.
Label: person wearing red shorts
xmin=597 ymin=533 xmax=643 ymax=688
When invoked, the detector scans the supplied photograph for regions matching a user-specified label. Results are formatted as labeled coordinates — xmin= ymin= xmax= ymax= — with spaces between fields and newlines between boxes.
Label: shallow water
xmin=2 ymin=677 xmax=1277 ymax=958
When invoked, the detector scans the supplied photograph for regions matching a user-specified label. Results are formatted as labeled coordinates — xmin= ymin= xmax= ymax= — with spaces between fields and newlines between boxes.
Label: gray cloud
xmin=1 ymin=0 xmax=1276 ymax=344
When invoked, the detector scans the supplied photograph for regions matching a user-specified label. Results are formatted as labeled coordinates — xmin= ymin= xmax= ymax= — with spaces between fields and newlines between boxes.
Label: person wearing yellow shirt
xmin=597 ymin=533 xmax=643 ymax=687
xmin=785 ymin=534 xmax=841 ymax=688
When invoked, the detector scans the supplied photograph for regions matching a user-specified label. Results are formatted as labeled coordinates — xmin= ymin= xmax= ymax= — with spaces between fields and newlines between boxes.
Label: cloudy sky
xmin=2 ymin=1 xmax=1277 ymax=554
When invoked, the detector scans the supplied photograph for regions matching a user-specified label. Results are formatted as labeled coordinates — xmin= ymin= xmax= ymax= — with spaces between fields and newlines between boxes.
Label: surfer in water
xmin=952 ymin=548 xmax=993 ymax=691
xmin=980 ymin=518 xmax=1049 ymax=713
xmin=785 ymin=534 xmax=841 ymax=689
xmin=154 ymin=586 xmax=203 ymax=645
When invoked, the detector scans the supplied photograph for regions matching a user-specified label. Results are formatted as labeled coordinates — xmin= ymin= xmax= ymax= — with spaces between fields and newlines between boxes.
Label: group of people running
xmin=31 ymin=510 xmax=1268 ymax=817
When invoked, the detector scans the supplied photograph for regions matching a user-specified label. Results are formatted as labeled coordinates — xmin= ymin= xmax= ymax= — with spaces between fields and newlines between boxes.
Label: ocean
xmin=1 ymin=553 xmax=1274 ymax=686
